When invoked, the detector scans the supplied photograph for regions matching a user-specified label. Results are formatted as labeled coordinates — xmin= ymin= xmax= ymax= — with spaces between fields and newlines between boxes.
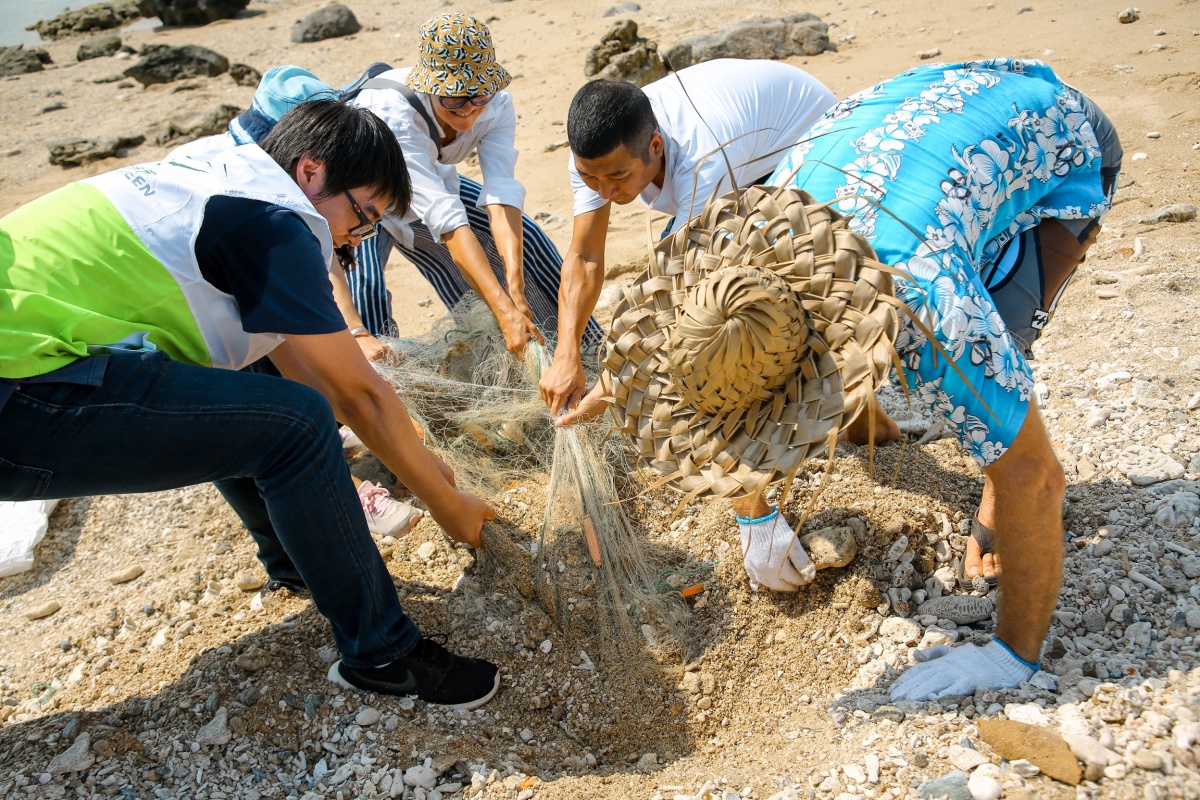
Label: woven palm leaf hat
xmin=405 ymin=13 xmax=512 ymax=98
xmin=603 ymin=185 xmax=904 ymax=504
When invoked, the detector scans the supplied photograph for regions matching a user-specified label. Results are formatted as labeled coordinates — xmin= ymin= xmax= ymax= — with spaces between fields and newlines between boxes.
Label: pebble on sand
xmin=48 ymin=732 xmax=95 ymax=775
xmin=26 ymin=601 xmax=62 ymax=620
xmin=196 ymin=707 xmax=232 ymax=746
xmin=107 ymin=565 xmax=144 ymax=584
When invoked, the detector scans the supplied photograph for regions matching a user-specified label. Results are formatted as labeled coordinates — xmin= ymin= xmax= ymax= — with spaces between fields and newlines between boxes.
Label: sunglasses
xmin=343 ymin=189 xmax=378 ymax=240
xmin=438 ymin=94 xmax=494 ymax=110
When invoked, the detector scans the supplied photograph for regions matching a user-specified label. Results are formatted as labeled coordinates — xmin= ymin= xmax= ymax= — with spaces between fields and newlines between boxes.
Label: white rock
xmin=1151 ymin=491 xmax=1200 ymax=527
xmin=1116 ymin=445 xmax=1185 ymax=485
xmin=107 ymin=565 xmax=145 ymax=584
xmin=416 ymin=541 xmax=437 ymax=561
xmin=1008 ymin=759 xmax=1040 ymax=777
xmin=967 ymin=770 xmax=1001 ymax=800
xmin=1005 ymin=703 xmax=1050 ymax=726
xmin=1085 ymin=408 xmax=1111 ymax=428
xmin=864 ymin=753 xmax=880 ymax=783
xmin=48 ymin=733 xmax=94 ymax=775
xmin=519 ymin=727 xmax=534 ymax=743
xmin=356 ymin=707 xmax=381 ymax=726
xmin=539 ymin=639 xmax=553 ymax=653
xmin=1063 ymin=733 xmax=1109 ymax=782
xmin=879 ymin=617 xmax=922 ymax=644
xmin=947 ymin=744 xmax=989 ymax=771
xmin=842 ymin=763 xmax=866 ymax=783
xmin=404 ymin=765 xmax=439 ymax=789
xmin=919 ymin=626 xmax=959 ymax=648
xmin=197 ymin=707 xmax=232 ymax=746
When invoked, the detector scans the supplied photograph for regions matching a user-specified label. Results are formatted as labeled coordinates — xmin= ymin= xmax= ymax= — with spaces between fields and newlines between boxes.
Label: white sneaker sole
xmin=327 ymin=660 xmax=500 ymax=710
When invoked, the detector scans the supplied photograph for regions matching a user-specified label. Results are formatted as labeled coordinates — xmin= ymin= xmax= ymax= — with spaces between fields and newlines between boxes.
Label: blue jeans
xmin=0 ymin=351 xmax=419 ymax=668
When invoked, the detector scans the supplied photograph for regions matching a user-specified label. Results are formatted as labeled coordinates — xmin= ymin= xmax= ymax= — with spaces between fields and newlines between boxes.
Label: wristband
xmin=349 ymin=327 xmax=370 ymax=338
xmin=736 ymin=507 xmax=779 ymax=525
xmin=993 ymin=637 xmax=1041 ymax=671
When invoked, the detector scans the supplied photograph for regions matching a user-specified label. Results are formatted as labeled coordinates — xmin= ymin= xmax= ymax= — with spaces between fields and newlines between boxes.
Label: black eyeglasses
xmin=343 ymin=190 xmax=378 ymax=240
xmin=438 ymin=94 xmax=494 ymax=110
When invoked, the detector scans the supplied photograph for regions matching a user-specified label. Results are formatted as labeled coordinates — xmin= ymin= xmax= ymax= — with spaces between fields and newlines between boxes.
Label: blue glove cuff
xmin=994 ymin=637 xmax=1041 ymax=672
xmin=736 ymin=507 xmax=779 ymax=525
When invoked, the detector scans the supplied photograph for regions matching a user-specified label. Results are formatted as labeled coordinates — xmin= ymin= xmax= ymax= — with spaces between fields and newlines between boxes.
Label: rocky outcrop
xmin=149 ymin=103 xmax=241 ymax=146
xmin=77 ymin=33 xmax=122 ymax=62
xmin=27 ymin=1 xmax=142 ymax=40
xmin=49 ymin=135 xmax=146 ymax=167
xmin=664 ymin=14 xmax=830 ymax=71
xmin=0 ymin=46 xmax=53 ymax=77
xmin=123 ymin=45 xmax=229 ymax=86
xmin=291 ymin=5 xmax=362 ymax=44
xmin=584 ymin=20 xmax=666 ymax=87
xmin=134 ymin=0 xmax=250 ymax=27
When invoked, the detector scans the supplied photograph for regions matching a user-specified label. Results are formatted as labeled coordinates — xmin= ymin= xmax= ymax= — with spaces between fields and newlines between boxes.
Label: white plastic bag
xmin=0 ymin=499 xmax=59 ymax=577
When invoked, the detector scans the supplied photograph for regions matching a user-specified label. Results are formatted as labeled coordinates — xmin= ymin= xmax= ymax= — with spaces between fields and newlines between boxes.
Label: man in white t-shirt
xmin=539 ymin=59 xmax=836 ymax=415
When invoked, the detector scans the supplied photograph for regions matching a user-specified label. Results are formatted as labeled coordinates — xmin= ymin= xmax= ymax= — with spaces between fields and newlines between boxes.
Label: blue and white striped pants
xmin=348 ymin=176 xmax=603 ymax=348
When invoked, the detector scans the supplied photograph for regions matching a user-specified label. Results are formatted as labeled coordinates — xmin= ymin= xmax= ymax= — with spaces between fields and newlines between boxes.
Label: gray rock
xmin=604 ymin=2 xmax=641 ymax=17
xmin=196 ymin=707 xmax=231 ymax=746
xmin=77 ymin=33 xmax=121 ymax=61
xmin=872 ymin=705 xmax=905 ymax=723
xmin=917 ymin=769 xmax=971 ymax=800
xmin=134 ymin=0 xmax=249 ymax=27
xmin=585 ymin=20 xmax=665 ymax=86
xmin=1063 ymin=732 xmax=1109 ymax=782
xmin=800 ymin=523 xmax=858 ymax=569
xmin=291 ymin=4 xmax=361 ymax=44
xmin=124 ymin=45 xmax=229 ymax=86
xmin=1116 ymin=445 xmax=1185 ymax=485
xmin=48 ymin=733 xmax=95 ymax=775
xmin=664 ymin=14 xmax=829 ymax=71
xmin=0 ymin=46 xmax=52 ymax=77
xmin=27 ymin=1 xmax=142 ymax=41
xmin=915 ymin=595 xmax=993 ymax=625
xmin=1134 ymin=204 xmax=1197 ymax=224
xmin=150 ymin=103 xmax=241 ymax=146
xmin=49 ymin=135 xmax=145 ymax=167
xmin=228 ymin=62 xmax=261 ymax=87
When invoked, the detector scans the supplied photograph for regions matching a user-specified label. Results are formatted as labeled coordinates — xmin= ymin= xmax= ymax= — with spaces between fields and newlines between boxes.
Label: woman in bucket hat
xmin=347 ymin=13 xmax=603 ymax=355
xmin=558 ymin=58 xmax=1119 ymax=703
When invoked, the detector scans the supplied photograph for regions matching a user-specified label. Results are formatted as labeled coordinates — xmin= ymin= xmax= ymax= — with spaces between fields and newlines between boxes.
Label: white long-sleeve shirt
xmin=569 ymin=59 xmax=836 ymax=234
xmin=352 ymin=67 xmax=526 ymax=246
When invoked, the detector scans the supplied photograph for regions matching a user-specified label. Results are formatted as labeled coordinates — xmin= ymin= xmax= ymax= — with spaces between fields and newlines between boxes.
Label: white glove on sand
xmin=889 ymin=639 xmax=1036 ymax=701
xmin=737 ymin=508 xmax=816 ymax=592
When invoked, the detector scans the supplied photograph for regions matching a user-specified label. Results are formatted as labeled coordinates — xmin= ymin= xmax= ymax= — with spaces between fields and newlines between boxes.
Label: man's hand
xmin=889 ymin=640 xmax=1036 ymax=701
xmin=498 ymin=304 xmax=544 ymax=356
xmin=428 ymin=489 xmax=495 ymax=548
xmin=739 ymin=510 xmax=816 ymax=592
xmin=540 ymin=352 xmax=587 ymax=415
xmin=355 ymin=334 xmax=390 ymax=363
xmin=554 ymin=373 xmax=611 ymax=427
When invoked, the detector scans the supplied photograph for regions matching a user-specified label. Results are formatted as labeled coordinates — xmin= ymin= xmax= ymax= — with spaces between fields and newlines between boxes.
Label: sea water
xmin=0 ymin=0 xmax=157 ymax=48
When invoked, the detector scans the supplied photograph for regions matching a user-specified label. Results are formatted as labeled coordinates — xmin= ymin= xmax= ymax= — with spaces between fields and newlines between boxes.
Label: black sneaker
xmin=259 ymin=579 xmax=310 ymax=599
xmin=327 ymin=636 xmax=500 ymax=710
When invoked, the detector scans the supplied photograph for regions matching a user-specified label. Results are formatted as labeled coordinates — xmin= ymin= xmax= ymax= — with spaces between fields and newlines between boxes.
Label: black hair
xmin=261 ymin=99 xmax=412 ymax=218
xmin=567 ymin=79 xmax=657 ymax=161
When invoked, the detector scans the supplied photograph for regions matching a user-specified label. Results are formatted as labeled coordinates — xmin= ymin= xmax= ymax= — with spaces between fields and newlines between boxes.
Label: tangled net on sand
xmin=374 ymin=303 xmax=689 ymax=659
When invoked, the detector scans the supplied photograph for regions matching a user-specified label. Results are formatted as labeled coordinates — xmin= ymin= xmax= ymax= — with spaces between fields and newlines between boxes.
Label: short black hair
xmin=568 ymin=79 xmax=657 ymax=161
xmin=261 ymin=99 xmax=411 ymax=218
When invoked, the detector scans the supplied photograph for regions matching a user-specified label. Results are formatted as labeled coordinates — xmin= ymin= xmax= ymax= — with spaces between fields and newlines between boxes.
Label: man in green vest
xmin=0 ymin=99 xmax=500 ymax=710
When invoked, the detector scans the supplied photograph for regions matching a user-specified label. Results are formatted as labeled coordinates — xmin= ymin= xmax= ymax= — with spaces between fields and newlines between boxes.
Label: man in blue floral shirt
xmin=770 ymin=58 xmax=1122 ymax=700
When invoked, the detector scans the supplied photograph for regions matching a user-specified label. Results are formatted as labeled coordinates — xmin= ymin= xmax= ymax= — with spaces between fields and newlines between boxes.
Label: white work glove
xmin=737 ymin=508 xmax=816 ymax=592
xmin=889 ymin=639 xmax=1037 ymax=701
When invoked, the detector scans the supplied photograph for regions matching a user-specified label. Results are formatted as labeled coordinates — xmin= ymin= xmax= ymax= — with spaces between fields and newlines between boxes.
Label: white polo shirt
xmin=569 ymin=59 xmax=836 ymax=233
xmin=352 ymin=67 xmax=527 ymax=246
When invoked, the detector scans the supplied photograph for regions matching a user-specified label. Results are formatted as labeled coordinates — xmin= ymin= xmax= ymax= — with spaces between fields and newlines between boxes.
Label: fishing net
xmin=374 ymin=303 xmax=690 ymax=659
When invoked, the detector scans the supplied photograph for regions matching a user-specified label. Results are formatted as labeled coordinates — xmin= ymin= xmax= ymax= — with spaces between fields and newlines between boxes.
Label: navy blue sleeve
xmin=195 ymin=195 xmax=346 ymax=336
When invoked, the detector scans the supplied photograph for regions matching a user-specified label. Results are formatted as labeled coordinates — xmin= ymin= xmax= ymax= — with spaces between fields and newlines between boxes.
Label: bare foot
xmin=838 ymin=397 xmax=901 ymax=445
xmin=963 ymin=528 xmax=1001 ymax=580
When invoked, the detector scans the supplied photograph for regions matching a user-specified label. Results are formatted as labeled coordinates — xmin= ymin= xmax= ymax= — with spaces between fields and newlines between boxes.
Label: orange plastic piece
xmin=583 ymin=517 xmax=602 ymax=566
xmin=680 ymin=582 xmax=706 ymax=598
